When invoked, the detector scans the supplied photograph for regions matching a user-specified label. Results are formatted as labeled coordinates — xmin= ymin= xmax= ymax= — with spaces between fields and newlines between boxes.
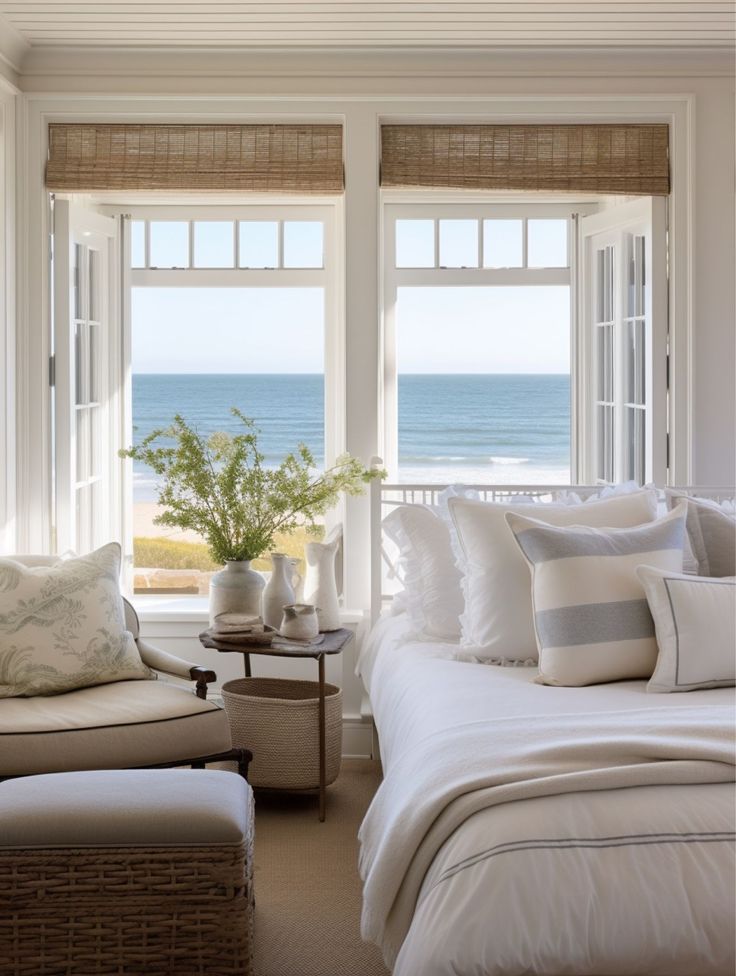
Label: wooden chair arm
xmin=190 ymin=665 xmax=217 ymax=700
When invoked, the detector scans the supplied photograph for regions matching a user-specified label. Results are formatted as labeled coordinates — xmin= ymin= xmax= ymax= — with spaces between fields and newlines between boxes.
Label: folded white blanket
xmin=359 ymin=703 xmax=736 ymax=966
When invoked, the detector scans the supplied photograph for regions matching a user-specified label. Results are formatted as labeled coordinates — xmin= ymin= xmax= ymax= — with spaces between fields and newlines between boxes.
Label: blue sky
xmin=131 ymin=217 xmax=570 ymax=374
xmin=132 ymin=284 xmax=570 ymax=374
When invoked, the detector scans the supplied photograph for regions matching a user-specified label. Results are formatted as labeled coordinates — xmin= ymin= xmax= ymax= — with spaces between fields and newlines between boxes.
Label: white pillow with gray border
xmin=637 ymin=564 xmax=735 ymax=693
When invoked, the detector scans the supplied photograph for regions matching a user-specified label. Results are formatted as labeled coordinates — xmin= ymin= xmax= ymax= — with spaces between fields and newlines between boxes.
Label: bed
xmin=358 ymin=481 xmax=736 ymax=976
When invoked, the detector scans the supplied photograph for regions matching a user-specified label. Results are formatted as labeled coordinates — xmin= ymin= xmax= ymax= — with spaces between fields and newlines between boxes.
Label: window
xmin=384 ymin=204 xmax=574 ymax=485
xmin=126 ymin=208 xmax=338 ymax=596
xmin=581 ymin=197 xmax=667 ymax=486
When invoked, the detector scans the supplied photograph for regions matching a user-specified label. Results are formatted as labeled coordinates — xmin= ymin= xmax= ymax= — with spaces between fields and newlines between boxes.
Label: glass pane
xmin=626 ymin=319 xmax=645 ymax=406
xmin=438 ymin=219 xmax=478 ymax=268
xmin=482 ymin=220 xmax=523 ymax=268
xmin=88 ymin=248 xmax=99 ymax=321
xmin=130 ymin=285 xmax=327 ymax=595
xmin=283 ymin=221 xmax=323 ymax=268
xmin=635 ymin=234 xmax=646 ymax=316
xmin=528 ymin=219 xmax=568 ymax=268
xmin=395 ymin=220 xmax=434 ymax=268
xmin=193 ymin=221 xmax=234 ymax=268
xmin=90 ymin=405 xmax=101 ymax=478
xmin=76 ymin=409 xmax=90 ymax=483
xmin=76 ymin=484 xmax=91 ymax=554
xmin=597 ymin=324 xmax=613 ymax=403
xmin=597 ymin=245 xmax=614 ymax=322
xmin=88 ymin=324 xmax=98 ymax=403
xmin=239 ymin=221 xmax=279 ymax=268
xmin=395 ymin=285 xmax=571 ymax=484
xmin=625 ymin=407 xmax=645 ymax=484
xmin=131 ymin=220 xmax=146 ymax=268
xmin=74 ymin=323 xmax=84 ymax=406
xmin=74 ymin=243 xmax=83 ymax=320
xmin=596 ymin=248 xmax=605 ymax=323
xmin=597 ymin=404 xmax=614 ymax=483
xmin=149 ymin=221 xmax=189 ymax=269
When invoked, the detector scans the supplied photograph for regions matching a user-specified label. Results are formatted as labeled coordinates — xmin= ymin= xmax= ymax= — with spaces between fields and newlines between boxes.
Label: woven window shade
xmin=46 ymin=124 xmax=344 ymax=194
xmin=381 ymin=124 xmax=670 ymax=196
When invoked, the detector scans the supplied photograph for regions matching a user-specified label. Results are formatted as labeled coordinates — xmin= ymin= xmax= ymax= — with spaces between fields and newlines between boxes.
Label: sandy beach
xmin=133 ymin=502 xmax=206 ymax=544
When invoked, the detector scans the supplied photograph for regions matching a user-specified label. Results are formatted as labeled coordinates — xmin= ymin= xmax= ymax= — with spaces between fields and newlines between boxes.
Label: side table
xmin=199 ymin=628 xmax=354 ymax=821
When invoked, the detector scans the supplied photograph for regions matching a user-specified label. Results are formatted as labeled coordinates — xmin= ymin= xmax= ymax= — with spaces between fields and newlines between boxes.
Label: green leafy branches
xmin=120 ymin=409 xmax=383 ymax=565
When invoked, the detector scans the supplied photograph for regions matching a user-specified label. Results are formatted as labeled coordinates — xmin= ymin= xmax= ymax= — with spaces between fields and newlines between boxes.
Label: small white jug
xmin=279 ymin=604 xmax=320 ymax=641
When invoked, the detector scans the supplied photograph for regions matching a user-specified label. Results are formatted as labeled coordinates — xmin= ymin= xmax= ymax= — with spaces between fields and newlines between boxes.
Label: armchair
xmin=0 ymin=558 xmax=250 ymax=781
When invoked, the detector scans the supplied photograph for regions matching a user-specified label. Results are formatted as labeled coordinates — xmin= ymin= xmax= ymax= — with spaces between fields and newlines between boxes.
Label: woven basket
xmin=222 ymin=677 xmax=342 ymax=790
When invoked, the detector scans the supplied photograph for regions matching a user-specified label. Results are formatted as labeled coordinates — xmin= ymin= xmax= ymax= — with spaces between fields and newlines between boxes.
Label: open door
xmin=579 ymin=197 xmax=667 ymax=485
xmin=53 ymin=199 xmax=124 ymax=561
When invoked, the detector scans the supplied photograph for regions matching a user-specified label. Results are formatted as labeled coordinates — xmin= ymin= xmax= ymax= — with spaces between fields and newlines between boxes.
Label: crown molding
xmin=16 ymin=45 xmax=736 ymax=92
xmin=0 ymin=13 xmax=27 ymax=89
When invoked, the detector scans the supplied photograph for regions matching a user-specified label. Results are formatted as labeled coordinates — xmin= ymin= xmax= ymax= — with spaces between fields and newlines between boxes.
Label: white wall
xmin=692 ymin=82 xmax=736 ymax=485
xmin=0 ymin=84 xmax=16 ymax=553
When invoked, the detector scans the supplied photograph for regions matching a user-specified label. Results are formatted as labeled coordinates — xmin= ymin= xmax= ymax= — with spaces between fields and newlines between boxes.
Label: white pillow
xmin=382 ymin=504 xmax=464 ymax=640
xmin=449 ymin=489 xmax=659 ymax=661
xmin=637 ymin=565 xmax=736 ymax=693
xmin=0 ymin=543 xmax=153 ymax=698
xmin=666 ymin=491 xmax=736 ymax=577
xmin=505 ymin=505 xmax=686 ymax=686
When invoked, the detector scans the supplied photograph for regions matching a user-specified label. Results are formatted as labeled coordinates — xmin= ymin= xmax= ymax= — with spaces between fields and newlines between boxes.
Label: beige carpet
xmin=252 ymin=759 xmax=390 ymax=976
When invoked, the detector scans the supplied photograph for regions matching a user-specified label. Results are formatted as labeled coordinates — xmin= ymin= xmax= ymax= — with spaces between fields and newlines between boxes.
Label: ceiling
xmin=0 ymin=1 xmax=733 ymax=50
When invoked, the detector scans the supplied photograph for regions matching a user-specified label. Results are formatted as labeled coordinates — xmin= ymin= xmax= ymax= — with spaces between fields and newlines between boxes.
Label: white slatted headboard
xmin=368 ymin=463 xmax=733 ymax=625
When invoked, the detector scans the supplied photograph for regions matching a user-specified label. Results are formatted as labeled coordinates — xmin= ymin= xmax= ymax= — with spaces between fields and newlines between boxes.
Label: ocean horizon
xmin=132 ymin=372 xmax=571 ymax=501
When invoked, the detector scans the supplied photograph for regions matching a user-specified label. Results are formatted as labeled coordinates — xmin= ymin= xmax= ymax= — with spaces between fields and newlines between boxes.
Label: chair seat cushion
xmin=0 ymin=680 xmax=232 ymax=775
xmin=0 ymin=769 xmax=249 ymax=849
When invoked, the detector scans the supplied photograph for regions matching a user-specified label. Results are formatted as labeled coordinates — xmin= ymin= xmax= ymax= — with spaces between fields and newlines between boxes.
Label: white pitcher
xmin=262 ymin=552 xmax=302 ymax=630
xmin=303 ymin=536 xmax=340 ymax=632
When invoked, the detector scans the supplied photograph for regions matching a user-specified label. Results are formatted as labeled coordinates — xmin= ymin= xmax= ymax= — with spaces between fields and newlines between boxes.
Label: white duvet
xmin=358 ymin=615 xmax=736 ymax=976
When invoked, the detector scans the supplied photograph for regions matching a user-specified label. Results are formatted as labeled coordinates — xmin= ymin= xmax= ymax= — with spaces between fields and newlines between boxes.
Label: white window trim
xmin=382 ymin=199 xmax=592 ymax=480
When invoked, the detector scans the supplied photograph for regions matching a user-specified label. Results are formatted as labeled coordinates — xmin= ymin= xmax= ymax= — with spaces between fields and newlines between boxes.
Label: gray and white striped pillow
xmin=505 ymin=505 xmax=687 ymax=687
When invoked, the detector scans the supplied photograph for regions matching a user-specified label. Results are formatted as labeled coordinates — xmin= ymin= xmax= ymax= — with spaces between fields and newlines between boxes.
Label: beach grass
xmin=134 ymin=524 xmax=324 ymax=573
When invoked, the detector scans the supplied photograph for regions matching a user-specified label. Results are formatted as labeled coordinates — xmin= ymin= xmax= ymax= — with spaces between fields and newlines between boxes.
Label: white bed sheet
xmin=358 ymin=613 xmax=736 ymax=976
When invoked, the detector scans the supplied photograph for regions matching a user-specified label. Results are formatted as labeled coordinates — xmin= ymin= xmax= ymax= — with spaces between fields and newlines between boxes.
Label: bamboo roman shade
xmin=381 ymin=124 xmax=670 ymax=196
xmin=46 ymin=124 xmax=344 ymax=194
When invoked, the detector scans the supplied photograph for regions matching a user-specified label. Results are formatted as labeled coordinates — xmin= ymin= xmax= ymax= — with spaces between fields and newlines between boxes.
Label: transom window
xmin=130 ymin=218 xmax=325 ymax=270
xmin=395 ymin=217 xmax=568 ymax=269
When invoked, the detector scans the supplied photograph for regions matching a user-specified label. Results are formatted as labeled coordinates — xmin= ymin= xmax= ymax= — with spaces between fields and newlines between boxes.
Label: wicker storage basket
xmin=0 ymin=791 xmax=254 ymax=976
xmin=222 ymin=677 xmax=342 ymax=789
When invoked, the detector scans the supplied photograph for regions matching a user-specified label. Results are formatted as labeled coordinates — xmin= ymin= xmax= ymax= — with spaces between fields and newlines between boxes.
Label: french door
xmin=53 ymin=199 xmax=122 ymax=556
xmin=580 ymin=198 xmax=667 ymax=485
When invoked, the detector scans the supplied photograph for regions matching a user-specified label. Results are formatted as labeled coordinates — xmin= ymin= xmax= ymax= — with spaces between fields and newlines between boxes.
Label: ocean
xmin=132 ymin=373 xmax=570 ymax=502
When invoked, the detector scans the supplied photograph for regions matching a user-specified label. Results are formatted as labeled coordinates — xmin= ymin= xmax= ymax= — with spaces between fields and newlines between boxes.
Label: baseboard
xmin=342 ymin=716 xmax=375 ymax=759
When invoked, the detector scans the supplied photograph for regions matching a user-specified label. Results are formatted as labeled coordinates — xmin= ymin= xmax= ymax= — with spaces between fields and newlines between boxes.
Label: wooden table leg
xmin=244 ymin=653 xmax=251 ymax=678
xmin=318 ymin=652 xmax=326 ymax=822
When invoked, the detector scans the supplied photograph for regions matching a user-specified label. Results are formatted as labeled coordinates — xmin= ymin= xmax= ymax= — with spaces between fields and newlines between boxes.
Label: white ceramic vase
xmin=303 ymin=537 xmax=340 ymax=632
xmin=262 ymin=552 xmax=302 ymax=630
xmin=209 ymin=560 xmax=265 ymax=628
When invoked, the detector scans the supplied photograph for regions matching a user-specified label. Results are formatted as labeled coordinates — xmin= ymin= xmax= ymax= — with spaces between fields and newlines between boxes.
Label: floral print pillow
xmin=0 ymin=543 xmax=154 ymax=697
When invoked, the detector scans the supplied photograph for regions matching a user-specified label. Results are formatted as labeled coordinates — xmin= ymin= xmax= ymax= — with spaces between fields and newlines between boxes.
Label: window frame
xmin=110 ymin=201 xmax=344 ymax=596
xmin=381 ymin=199 xmax=585 ymax=482
xmin=580 ymin=197 xmax=668 ymax=486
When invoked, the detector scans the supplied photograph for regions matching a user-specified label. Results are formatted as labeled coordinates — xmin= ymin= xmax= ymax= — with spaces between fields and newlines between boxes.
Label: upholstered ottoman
xmin=0 ymin=769 xmax=254 ymax=976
